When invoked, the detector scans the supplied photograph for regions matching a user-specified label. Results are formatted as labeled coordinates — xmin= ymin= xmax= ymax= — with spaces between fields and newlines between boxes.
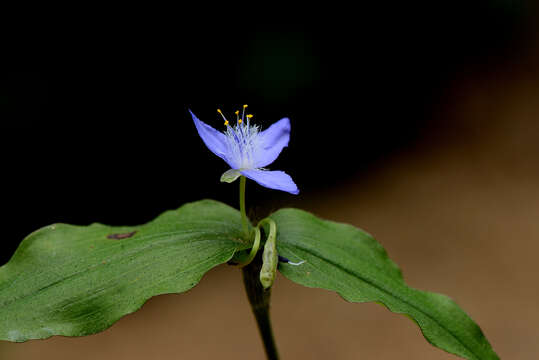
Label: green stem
xmin=239 ymin=176 xmax=248 ymax=237
xmin=238 ymin=226 xmax=261 ymax=268
xmin=239 ymin=176 xmax=278 ymax=358
xmin=242 ymin=255 xmax=280 ymax=360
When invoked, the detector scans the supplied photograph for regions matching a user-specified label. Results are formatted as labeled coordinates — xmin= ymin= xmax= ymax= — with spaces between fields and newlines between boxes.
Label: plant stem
xmin=242 ymin=255 xmax=280 ymax=360
xmin=239 ymin=176 xmax=248 ymax=237
xmin=239 ymin=175 xmax=278 ymax=358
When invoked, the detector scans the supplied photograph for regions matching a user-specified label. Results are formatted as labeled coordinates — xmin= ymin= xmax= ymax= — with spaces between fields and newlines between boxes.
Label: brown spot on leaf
xmin=107 ymin=231 xmax=137 ymax=240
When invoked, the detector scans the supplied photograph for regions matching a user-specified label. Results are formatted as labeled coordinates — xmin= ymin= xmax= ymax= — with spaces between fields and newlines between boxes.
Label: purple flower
xmin=190 ymin=106 xmax=299 ymax=195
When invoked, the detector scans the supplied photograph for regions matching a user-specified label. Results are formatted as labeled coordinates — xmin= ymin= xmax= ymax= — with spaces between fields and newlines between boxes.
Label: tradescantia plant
xmin=0 ymin=106 xmax=499 ymax=360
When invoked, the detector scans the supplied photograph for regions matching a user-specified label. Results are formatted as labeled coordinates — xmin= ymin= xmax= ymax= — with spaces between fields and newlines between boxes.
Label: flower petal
xmin=254 ymin=117 xmax=291 ymax=168
xmin=189 ymin=110 xmax=229 ymax=163
xmin=240 ymin=169 xmax=299 ymax=195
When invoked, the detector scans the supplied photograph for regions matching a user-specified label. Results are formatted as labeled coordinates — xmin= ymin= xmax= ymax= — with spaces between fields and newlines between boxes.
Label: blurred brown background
xmin=2 ymin=4 xmax=539 ymax=359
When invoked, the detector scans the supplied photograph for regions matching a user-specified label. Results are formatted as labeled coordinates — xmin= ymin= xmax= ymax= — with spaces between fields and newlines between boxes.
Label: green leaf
xmin=271 ymin=208 xmax=499 ymax=360
xmin=0 ymin=200 xmax=248 ymax=342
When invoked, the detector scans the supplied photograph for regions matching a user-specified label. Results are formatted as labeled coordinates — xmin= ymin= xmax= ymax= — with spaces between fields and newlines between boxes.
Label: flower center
xmin=217 ymin=105 xmax=260 ymax=170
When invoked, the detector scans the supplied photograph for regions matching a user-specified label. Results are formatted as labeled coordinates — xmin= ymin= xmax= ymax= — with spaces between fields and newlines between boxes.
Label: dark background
xmin=2 ymin=2 xmax=533 ymax=265
xmin=2 ymin=3 xmax=539 ymax=359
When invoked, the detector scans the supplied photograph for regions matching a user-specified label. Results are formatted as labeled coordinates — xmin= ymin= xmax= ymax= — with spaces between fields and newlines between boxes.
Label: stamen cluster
xmin=218 ymin=105 xmax=260 ymax=169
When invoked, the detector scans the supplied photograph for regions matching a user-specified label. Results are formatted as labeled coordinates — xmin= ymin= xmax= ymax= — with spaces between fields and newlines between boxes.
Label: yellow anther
xmin=238 ymin=119 xmax=243 ymax=124
xmin=247 ymin=114 xmax=253 ymax=118
xmin=235 ymin=110 xmax=239 ymax=115
xmin=217 ymin=108 xmax=229 ymax=124
xmin=241 ymin=105 xmax=248 ymax=123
